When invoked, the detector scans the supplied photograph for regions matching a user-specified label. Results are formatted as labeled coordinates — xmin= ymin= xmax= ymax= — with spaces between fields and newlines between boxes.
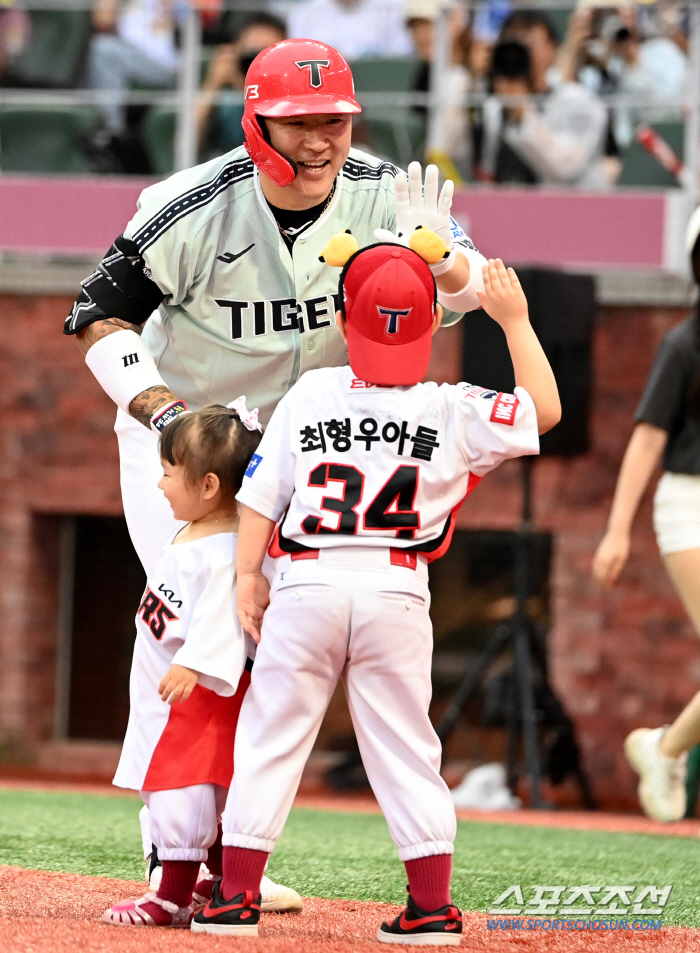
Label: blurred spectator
xmin=0 ymin=2 xmax=30 ymax=84
xmin=405 ymin=0 xmax=473 ymax=176
xmin=86 ymin=0 xmax=181 ymax=137
xmin=477 ymin=34 xmax=609 ymax=188
xmin=559 ymin=6 xmax=686 ymax=149
xmin=288 ymin=0 xmax=412 ymax=60
xmin=609 ymin=20 xmax=686 ymax=147
xmin=499 ymin=8 xmax=561 ymax=91
xmin=198 ymin=13 xmax=286 ymax=157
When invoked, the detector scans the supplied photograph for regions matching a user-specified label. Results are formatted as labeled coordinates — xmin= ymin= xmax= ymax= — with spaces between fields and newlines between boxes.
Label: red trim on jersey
xmin=424 ymin=471 xmax=482 ymax=563
xmin=291 ymin=549 xmax=319 ymax=561
xmin=268 ymin=523 xmax=284 ymax=558
xmin=390 ymin=549 xmax=417 ymax=570
xmin=142 ymin=670 xmax=250 ymax=791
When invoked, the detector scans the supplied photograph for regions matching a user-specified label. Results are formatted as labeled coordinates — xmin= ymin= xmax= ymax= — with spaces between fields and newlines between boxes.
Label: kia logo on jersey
xmin=295 ymin=59 xmax=330 ymax=88
xmin=377 ymin=305 xmax=412 ymax=335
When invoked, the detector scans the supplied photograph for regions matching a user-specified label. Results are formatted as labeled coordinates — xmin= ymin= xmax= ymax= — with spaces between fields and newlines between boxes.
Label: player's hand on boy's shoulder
xmin=159 ymin=664 xmax=200 ymax=705
xmin=477 ymin=259 xmax=529 ymax=331
xmin=236 ymin=572 xmax=270 ymax=644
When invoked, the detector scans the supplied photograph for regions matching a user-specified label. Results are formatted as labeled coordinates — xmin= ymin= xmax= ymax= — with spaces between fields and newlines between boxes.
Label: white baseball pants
xmin=115 ymin=409 xmax=184 ymax=575
xmin=141 ymin=783 xmax=228 ymax=862
xmin=222 ymin=548 xmax=456 ymax=862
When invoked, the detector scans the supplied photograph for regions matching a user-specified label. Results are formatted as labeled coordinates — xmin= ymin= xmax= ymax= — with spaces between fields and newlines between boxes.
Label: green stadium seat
xmin=7 ymin=11 xmax=91 ymax=88
xmin=350 ymin=58 xmax=424 ymax=166
xmin=617 ymin=121 xmax=685 ymax=188
xmin=360 ymin=107 xmax=425 ymax=168
xmin=350 ymin=57 xmax=421 ymax=92
xmin=141 ymin=106 xmax=177 ymax=175
xmin=544 ymin=8 xmax=572 ymax=44
xmin=0 ymin=106 xmax=98 ymax=173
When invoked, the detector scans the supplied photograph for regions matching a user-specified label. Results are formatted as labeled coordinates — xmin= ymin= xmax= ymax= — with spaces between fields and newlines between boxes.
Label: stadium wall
xmin=0 ymin=289 xmax=694 ymax=811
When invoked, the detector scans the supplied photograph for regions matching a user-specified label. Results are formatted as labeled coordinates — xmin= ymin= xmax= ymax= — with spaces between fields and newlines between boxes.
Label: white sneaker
xmin=147 ymin=863 xmax=302 ymax=913
xmin=260 ymin=874 xmax=303 ymax=913
xmin=624 ymin=727 xmax=687 ymax=822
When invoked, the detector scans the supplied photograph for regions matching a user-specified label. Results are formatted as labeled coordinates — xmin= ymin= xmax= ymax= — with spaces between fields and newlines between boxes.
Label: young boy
xmin=193 ymin=244 xmax=560 ymax=943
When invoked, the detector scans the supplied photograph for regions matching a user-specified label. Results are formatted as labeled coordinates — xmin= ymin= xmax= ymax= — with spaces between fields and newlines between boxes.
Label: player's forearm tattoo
xmin=129 ymin=385 xmax=177 ymax=429
xmin=75 ymin=317 xmax=142 ymax=356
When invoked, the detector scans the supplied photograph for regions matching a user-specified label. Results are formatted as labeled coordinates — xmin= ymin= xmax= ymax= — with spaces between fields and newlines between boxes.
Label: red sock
xmin=207 ymin=825 xmax=223 ymax=877
xmin=221 ymin=846 xmax=269 ymax=901
xmin=404 ymin=855 xmax=452 ymax=911
xmin=157 ymin=860 xmax=201 ymax=908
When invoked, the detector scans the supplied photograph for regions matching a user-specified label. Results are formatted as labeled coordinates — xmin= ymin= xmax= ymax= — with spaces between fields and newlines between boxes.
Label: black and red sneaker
xmin=377 ymin=894 xmax=462 ymax=946
xmin=190 ymin=881 xmax=260 ymax=936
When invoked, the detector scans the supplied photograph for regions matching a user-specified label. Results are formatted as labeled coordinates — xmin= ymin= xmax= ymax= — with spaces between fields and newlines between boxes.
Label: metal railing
xmin=0 ymin=0 xmax=698 ymax=209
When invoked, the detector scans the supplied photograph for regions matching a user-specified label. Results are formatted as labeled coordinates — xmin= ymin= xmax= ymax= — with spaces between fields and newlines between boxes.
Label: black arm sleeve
xmin=63 ymin=235 xmax=165 ymax=336
xmin=635 ymin=332 xmax=690 ymax=433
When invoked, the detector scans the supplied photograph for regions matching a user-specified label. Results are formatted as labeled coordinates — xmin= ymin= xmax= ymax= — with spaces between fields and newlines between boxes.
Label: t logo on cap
xmin=295 ymin=59 xmax=331 ymax=88
xmin=377 ymin=306 xmax=412 ymax=335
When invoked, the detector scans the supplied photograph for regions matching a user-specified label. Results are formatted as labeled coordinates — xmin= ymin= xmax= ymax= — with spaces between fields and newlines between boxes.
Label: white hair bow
xmin=227 ymin=396 xmax=262 ymax=432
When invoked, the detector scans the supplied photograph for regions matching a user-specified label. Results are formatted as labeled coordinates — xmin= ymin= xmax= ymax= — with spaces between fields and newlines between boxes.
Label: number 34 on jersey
xmin=236 ymin=366 xmax=541 ymax=557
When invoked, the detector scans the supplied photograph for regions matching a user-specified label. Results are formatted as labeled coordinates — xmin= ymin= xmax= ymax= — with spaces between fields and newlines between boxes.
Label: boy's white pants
xmin=141 ymin=783 xmax=228 ymax=862
xmin=222 ymin=548 xmax=456 ymax=862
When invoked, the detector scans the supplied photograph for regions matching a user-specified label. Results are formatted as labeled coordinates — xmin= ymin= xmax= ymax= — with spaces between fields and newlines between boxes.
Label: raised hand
xmin=374 ymin=162 xmax=454 ymax=249
xmin=477 ymin=259 xmax=529 ymax=330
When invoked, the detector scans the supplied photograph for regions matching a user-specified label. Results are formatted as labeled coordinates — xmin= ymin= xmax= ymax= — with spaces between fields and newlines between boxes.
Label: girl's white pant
xmin=114 ymin=408 xmax=184 ymax=575
xmin=141 ymin=783 xmax=228 ymax=862
xmin=222 ymin=548 xmax=456 ymax=862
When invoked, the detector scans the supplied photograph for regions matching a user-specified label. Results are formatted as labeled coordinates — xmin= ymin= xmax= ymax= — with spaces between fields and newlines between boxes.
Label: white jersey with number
xmin=236 ymin=365 xmax=539 ymax=561
xmin=122 ymin=146 xmax=486 ymax=424
xmin=114 ymin=531 xmax=250 ymax=792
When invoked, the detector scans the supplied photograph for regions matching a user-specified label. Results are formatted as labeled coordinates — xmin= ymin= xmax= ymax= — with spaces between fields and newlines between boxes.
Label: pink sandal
xmin=102 ymin=891 xmax=194 ymax=928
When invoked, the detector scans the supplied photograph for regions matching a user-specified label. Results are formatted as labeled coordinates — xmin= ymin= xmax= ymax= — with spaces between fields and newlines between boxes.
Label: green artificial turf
xmin=1 ymin=789 xmax=699 ymax=927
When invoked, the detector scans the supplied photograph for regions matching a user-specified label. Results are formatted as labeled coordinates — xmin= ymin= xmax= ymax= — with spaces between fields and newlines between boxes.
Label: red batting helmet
xmin=242 ymin=39 xmax=362 ymax=188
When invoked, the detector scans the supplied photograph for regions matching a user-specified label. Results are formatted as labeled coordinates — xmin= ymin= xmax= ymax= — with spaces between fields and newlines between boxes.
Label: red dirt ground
xmin=1 ymin=867 xmax=698 ymax=953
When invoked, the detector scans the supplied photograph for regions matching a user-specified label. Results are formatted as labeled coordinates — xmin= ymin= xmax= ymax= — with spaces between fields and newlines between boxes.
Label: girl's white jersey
xmin=122 ymin=146 xmax=485 ymax=424
xmin=114 ymin=531 xmax=250 ymax=792
xmin=236 ymin=365 xmax=540 ymax=561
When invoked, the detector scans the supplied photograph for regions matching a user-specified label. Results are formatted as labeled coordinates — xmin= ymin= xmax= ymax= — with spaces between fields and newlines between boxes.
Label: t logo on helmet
xmin=295 ymin=59 xmax=331 ymax=88
xmin=377 ymin=306 xmax=412 ymax=335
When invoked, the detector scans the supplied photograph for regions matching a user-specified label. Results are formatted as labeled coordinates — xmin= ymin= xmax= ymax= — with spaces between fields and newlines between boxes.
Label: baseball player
xmin=102 ymin=401 xmax=268 ymax=928
xmin=64 ymin=38 xmax=488 ymax=901
xmin=191 ymin=244 xmax=561 ymax=941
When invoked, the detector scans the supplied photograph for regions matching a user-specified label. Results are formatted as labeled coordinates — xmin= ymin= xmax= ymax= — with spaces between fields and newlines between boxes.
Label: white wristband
xmin=436 ymin=247 xmax=487 ymax=313
xmin=429 ymin=248 xmax=457 ymax=277
xmin=84 ymin=329 xmax=168 ymax=414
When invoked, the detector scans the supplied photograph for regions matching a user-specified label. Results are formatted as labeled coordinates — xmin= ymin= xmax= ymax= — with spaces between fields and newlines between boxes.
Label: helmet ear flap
xmin=242 ymin=113 xmax=297 ymax=187
xmin=257 ymin=117 xmax=298 ymax=178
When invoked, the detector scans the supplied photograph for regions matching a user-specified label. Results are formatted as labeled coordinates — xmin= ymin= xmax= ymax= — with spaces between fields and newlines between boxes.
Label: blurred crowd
xmin=0 ymin=0 xmax=692 ymax=184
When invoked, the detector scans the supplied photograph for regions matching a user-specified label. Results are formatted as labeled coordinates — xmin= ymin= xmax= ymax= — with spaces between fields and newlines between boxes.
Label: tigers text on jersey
xmin=113 ymin=532 xmax=249 ymax=793
xmin=236 ymin=367 xmax=540 ymax=561
xmin=123 ymin=146 xmax=483 ymax=424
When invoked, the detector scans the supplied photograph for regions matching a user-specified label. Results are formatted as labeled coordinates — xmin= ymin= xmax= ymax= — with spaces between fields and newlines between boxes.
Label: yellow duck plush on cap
xmin=318 ymin=230 xmax=359 ymax=266
xmin=408 ymin=225 xmax=450 ymax=264
xmin=319 ymin=226 xmax=449 ymax=268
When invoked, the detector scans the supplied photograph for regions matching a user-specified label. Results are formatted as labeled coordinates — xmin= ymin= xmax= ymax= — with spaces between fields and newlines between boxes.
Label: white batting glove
xmin=374 ymin=162 xmax=456 ymax=274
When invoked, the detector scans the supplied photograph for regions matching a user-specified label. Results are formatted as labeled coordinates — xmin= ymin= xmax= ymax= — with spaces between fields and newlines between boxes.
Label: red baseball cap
xmin=339 ymin=244 xmax=437 ymax=386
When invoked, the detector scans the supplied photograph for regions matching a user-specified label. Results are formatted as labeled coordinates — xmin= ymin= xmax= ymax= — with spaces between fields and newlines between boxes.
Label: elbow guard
xmin=64 ymin=235 xmax=165 ymax=335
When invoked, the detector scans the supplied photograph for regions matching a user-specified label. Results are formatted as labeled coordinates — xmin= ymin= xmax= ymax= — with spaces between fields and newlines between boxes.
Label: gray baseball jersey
xmin=124 ymin=146 xmax=483 ymax=423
